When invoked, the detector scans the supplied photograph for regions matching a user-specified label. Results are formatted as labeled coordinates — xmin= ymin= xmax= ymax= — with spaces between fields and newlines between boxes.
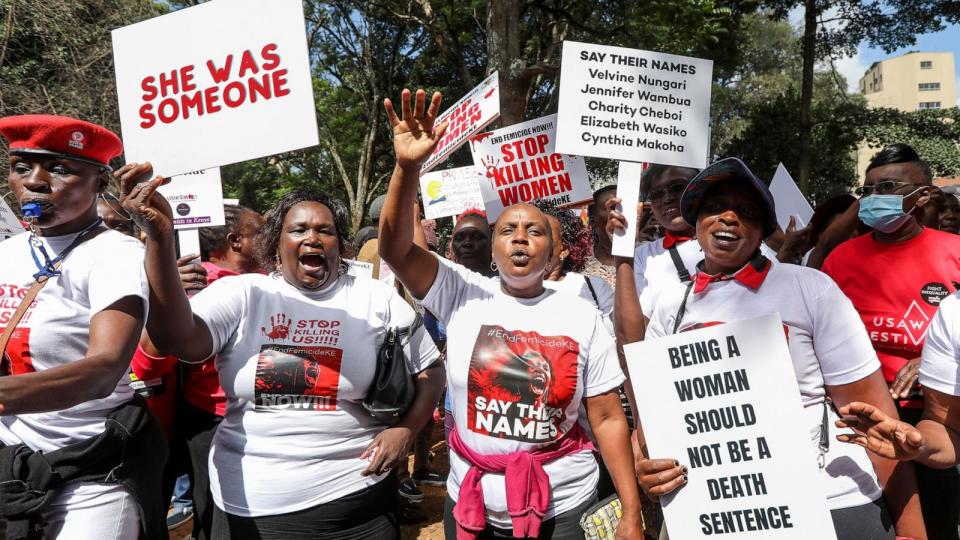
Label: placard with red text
xmin=469 ymin=114 xmax=591 ymax=221
xmin=112 ymin=0 xmax=318 ymax=177
xmin=421 ymin=72 xmax=500 ymax=173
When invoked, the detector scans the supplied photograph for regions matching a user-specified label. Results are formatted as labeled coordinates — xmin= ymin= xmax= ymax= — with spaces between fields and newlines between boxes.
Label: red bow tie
xmin=662 ymin=232 xmax=693 ymax=249
xmin=693 ymin=256 xmax=772 ymax=294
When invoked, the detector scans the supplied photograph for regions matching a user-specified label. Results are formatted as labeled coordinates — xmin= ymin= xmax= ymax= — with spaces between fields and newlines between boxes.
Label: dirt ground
xmin=170 ymin=422 xmax=450 ymax=540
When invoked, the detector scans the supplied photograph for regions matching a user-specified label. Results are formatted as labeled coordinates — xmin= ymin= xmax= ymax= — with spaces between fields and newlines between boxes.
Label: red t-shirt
xmin=180 ymin=262 xmax=240 ymax=416
xmin=130 ymin=346 xmax=177 ymax=437
xmin=822 ymin=228 xmax=960 ymax=405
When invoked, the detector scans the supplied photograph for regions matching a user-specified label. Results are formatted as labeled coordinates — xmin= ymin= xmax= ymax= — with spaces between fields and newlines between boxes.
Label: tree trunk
xmin=486 ymin=0 xmax=526 ymax=125
xmin=797 ymin=0 xmax=817 ymax=196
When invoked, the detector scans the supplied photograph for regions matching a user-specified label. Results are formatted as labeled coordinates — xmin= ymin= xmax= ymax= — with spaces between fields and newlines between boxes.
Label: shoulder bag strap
xmin=0 ymin=226 xmax=107 ymax=366
xmin=583 ymin=275 xmax=600 ymax=307
xmin=667 ymin=245 xmax=692 ymax=283
xmin=671 ymin=281 xmax=695 ymax=335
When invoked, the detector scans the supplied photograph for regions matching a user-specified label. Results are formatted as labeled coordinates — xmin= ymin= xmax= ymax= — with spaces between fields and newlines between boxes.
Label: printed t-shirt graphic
xmin=253 ymin=312 xmax=345 ymax=411
xmin=467 ymin=325 xmax=579 ymax=442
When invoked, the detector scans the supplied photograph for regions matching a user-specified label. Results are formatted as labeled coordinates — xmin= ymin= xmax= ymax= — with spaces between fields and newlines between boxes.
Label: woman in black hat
xmin=609 ymin=158 xmax=926 ymax=539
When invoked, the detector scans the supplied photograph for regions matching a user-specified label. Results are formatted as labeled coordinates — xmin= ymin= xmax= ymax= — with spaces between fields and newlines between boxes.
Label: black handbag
xmin=363 ymin=313 xmax=422 ymax=424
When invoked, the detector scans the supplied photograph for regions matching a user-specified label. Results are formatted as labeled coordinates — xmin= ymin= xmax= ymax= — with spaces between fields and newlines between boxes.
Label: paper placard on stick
xmin=770 ymin=163 xmax=813 ymax=230
xmin=612 ymin=161 xmax=644 ymax=257
xmin=177 ymin=229 xmax=201 ymax=260
xmin=419 ymin=166 xmax=486 ymax=220
xmin=421 ymin=72 xmax=500 ymax=173
xmin=158 ymin=168 xmax=226 ymax=229
xmin=624 ymin=314 xmax=837 ymax=540
xmin=113 ymin=0 xmax=318 ymax=177
xmin=555 ymin=41 xmax=713 ymax=168
xmin=0 ymin=198 xmax=26 ymax=241
xmin=469 ymin=114 xmax=592 ymax=221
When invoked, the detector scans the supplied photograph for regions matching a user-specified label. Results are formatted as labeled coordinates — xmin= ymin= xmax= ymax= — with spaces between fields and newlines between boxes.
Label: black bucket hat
xmin=679 ymin=157 xmax=778 ymax=237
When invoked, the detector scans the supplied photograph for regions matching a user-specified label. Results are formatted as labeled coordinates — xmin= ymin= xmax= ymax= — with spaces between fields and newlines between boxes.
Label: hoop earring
xmin=490 ymin=260 xmax=498 ymax=272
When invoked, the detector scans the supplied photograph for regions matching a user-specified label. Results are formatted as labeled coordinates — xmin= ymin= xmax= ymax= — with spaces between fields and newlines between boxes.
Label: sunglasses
xmin=854 ymin=181 xmax=922 ymax=197
xmin=646 ymin=182 xmax=687 ymax=202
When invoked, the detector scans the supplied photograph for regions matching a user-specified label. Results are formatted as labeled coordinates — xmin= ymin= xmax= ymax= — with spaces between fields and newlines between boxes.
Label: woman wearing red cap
xmin=0 ymin=115 xmax=166 ymax=539
xmin=609 ymin=157 xmax=926 ymax=540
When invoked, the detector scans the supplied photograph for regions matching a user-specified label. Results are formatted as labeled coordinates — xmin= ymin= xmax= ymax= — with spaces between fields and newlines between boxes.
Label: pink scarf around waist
xmin=448 ymin=422 xmax=594 ymax=540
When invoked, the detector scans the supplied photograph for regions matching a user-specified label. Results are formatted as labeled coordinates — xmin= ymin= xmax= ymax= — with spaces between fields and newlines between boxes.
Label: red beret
xmin=0 ymin=114 xmax=123 ymax=169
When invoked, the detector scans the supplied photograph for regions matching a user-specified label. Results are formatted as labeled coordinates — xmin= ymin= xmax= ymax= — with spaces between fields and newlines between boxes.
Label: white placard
xmin=345 ymin=259 xmax=374 ymax=279
xmin=469 ymin=114 xmax=592 ymax=221
xmin=113 ymin=0 xmax=319 ymax=177
xmin=419 ymin=166 xmax=486 ymax=220
xmin=624 ymin=314 xmax=837 ymax=540
xmin=555 ymin=41 xmax=713 ymax=168
xmin=158 ymin=168 xmax=226 ymax=229
xmin=770 ymin=163 xmax=813 ymax=230
xmin=177 ymin=229 xmax=201 ymax=259
xmin=421 ymin=72 xmax=500 ymax=173
xmin=0 ymin=197 xmax=26 ymax=240
xmin=612 ymin=161 xmax=644 ymax=257
xmin=223 ymin=198 xmax=240 ymax=206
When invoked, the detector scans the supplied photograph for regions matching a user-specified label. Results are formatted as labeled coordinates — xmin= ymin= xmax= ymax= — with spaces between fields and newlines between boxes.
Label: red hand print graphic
xmin=480 ymin=156 xmax=500 ymax=189
xmin=261 ymin=314 xmax=292 ymax=339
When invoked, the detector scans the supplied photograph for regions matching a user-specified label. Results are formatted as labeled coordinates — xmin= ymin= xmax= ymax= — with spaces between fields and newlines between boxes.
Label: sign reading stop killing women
xmin=624 ymin=314 xmax=837 ymax=540
xmin=555 ymin=41 xmax=713 ymax=168
xmin=112 ymin=0 xmax=319 ymax=177
xmin=470 ymin=114 xmax=592 ymax=221
xmin=421 ymin=72 xmax=500 ymax=173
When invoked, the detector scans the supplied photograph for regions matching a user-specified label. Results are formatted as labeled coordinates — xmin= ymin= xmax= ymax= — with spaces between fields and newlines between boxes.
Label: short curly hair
xmin=199 ymin=204 xmax=255 ymax=260
xmin=533 ymin=200 xmax=592 ymax=273
xmin=255 ymin=188 xmax=351 ymax=272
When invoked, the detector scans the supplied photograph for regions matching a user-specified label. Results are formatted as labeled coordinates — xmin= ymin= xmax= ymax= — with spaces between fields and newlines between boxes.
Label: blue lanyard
xmin=28 ymin=218 xmax=104 ymax=281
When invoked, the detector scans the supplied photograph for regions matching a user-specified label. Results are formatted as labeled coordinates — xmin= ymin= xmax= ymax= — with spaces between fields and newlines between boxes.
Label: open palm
xmin=835 ymin=401 xmax=925 ymax=460
xmin=384 ymin=89 xmax=447 ymax=169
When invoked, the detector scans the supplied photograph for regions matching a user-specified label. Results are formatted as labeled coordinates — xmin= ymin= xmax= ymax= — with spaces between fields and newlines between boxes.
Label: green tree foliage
xmin=860 ymin=107 xmax=960 ymax=178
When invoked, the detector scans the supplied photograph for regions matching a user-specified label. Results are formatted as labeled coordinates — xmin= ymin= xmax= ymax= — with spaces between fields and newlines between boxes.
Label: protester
xmin=536 ymin=200 xmax=614 ymax=334
xmin=611 ymin=157 xmax=926 ymax=540
xmin=97 ymin=192 xmax=136 ymax=236
xmin=584 ymin=185 xmax=617 ymax=288
xmin=449 ymin=209 xmax=495 ymax=276
xmin=938 ymin=187 xmax=960 ymax=234
xmin=378 ymin=89 xmax=642 ymax=540
xmin=822 ymin=144 xmax=960 ymax=538
xmin=122 ymin=173 xmax=444 ymax=539
xmin=0 ymin=115 xmax=166 ymax=539
xmin=837 ymin=289 xmax=960 ymax=470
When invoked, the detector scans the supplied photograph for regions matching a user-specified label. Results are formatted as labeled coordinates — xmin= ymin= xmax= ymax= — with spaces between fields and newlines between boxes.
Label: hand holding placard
xmin=612 ymin=161 xmax=644 ymax=257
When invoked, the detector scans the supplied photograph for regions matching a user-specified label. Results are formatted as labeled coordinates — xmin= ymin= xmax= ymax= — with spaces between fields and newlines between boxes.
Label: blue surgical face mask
xmin=858 ymin=188 xmax=923 ymax=233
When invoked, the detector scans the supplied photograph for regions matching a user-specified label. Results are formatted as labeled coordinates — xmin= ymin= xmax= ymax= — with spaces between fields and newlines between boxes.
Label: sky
xmin=830 ymin=23 xmax=960 ymax=105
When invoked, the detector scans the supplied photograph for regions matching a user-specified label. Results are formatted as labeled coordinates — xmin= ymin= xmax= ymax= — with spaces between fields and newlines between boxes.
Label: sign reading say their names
xmin=470 ymin=114 xmax=592 ymax=221
xmin=113 ymin=0 xmax=318 ymax=177
xmin=421 ymin=72 xmax=500 ymax=173
xmin=419 ymin=166 xmax=486 ymax=220
xmin=624 ymin=315 xmax=837 ymax=540
xmin=555 ymin=41 xmax=713 ymax=168
xmin=158 ymin=168 xmax=226 ymax=229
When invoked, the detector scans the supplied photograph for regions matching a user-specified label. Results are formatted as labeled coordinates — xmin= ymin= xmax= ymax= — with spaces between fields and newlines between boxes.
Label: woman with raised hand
xmin=609 ymin=157 xmax=926 ymax=540
xmin=0 ymin=115 xmax=166 ymax=539
xmin=121 ymin=167 xmax=443 ymax=540
xmin=378 ymin=88 xmax=642 ymax=540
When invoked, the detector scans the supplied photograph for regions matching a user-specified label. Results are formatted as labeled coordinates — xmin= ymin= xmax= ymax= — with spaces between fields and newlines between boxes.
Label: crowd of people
xmin=0 ymin=87 xmax=959 ymax=540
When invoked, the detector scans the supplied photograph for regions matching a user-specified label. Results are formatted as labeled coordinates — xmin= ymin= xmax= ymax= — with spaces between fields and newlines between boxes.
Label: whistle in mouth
xmin=21 ymin=202 xmax=42 ymax=220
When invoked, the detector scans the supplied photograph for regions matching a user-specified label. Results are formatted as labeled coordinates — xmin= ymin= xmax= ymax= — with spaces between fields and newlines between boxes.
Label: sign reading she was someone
xmin=419 ymin=166 xmax=486 ymax=220
xmin=624 ymin=315 xmax=836 ymax=540
xmin=470 ymin=114 xmax=591 ymax=221
xmin=158 ymin=168 xmax=226 ymax=229
xmin=113 ymin=0 xmax=318 ymax=177
xmin=555 ymin=41 xmax=712 ymax=168
xmin=421 ymin=72 xmax=500 ymax=173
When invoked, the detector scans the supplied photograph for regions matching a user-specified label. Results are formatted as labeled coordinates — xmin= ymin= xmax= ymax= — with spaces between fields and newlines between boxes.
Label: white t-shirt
xmin=545 ymin=271 xmax=614 ymax=335
xmin=646 ymin=262 xmax=884 ymax=510
xmin=634 ymin=238 xmax=777 ymax=316
xmin=0 ymin=230 xmax=147 ymax=452
xmin=420 ymin=257 xmax=624 ymax=528
xmin=191 ymin=272 xmax=440 ymax=517
xmin=920 ymin=292 xmax=960 ymax=396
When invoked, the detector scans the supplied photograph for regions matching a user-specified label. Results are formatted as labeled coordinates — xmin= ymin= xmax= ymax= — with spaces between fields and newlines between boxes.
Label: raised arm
xmin=378 ymin=89 xmax=448 ymax=299
xmin=119 ymin=163 xmax=215 ymax=362
xmin=606 ymin=197 xmax=647 ymax=344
